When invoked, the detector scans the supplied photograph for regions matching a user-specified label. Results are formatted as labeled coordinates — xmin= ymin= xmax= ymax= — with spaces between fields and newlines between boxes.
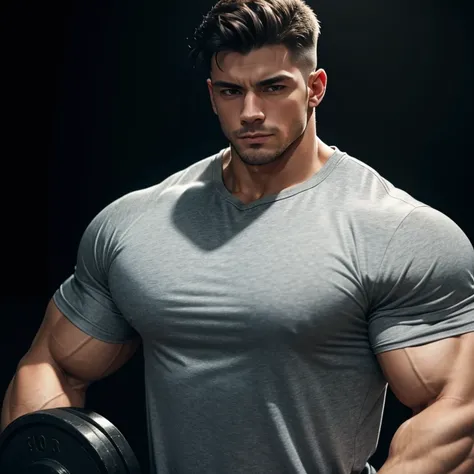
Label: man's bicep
xmin=24 ymin=299 xmax=141 ymax=385
xmin=376 ymin=331 xmax=474 ymax=412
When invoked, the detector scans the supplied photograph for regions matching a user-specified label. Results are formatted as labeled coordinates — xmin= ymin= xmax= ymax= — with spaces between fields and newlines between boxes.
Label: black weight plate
xmin=53 ymin=409 xmax=128 ymax=474
xmin=60 ymin=408 xmax=142 ymax=474
xmin=0 ymin=409 xmax=122 ymax=474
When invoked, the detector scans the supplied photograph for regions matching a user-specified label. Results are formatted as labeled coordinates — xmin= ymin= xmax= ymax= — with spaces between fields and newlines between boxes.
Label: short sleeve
xmin=368 ymin=206 xmax=474 ymax=354
xmin=53 ymin=203 xmax=138 ymax=344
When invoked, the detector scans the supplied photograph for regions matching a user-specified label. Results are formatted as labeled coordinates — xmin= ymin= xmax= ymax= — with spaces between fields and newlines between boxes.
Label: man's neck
xmin=222 ymin=137 xmax=334 ymax=203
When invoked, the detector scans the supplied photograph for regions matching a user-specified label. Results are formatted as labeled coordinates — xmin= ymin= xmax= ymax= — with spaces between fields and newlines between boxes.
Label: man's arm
xmin=1 ymin=299 xmax=141 ymax=432
xmin=376 ymin=331 xmax=474 ymax=474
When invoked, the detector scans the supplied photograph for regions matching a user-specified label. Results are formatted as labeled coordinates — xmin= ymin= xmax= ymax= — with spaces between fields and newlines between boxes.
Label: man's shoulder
xmin=337 ymin=152 xmax=427 ymax=219
xmin=109 ymin=149 xmax=222 ymax=210
xmin=82 ymin=150 xmax=222 ymax=237
xmin=329 ymin=151 xmax=435 ymax=247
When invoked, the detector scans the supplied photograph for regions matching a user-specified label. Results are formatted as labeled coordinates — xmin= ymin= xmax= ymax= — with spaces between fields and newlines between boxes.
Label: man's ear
xmin=308 ymin=69 xmax=328 ymax=108
xmin=207 ymin=78 xmax=218 ymax=115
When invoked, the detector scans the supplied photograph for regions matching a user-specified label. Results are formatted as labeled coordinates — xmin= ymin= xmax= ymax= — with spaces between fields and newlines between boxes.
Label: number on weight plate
xmin=27 ymin=435 xmax=60 ymax=453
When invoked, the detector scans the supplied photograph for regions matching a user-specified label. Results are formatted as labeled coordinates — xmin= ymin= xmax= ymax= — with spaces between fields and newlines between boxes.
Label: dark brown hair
xmin=188 ymin=0 xmax=321 ymax=74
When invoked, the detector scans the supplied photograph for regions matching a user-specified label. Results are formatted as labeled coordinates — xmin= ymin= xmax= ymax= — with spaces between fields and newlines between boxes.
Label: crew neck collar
xmin=211 ymin=146 xmax=346 ymax=210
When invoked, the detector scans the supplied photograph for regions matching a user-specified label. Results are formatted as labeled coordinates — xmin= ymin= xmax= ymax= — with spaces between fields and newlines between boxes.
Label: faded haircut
xmin=188 ymin=0 xmax=321 ymax=76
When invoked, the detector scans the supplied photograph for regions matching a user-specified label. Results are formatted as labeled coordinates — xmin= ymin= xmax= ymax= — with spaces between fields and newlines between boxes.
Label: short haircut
xmin=188 ymin=0 xmax=321 ymax=75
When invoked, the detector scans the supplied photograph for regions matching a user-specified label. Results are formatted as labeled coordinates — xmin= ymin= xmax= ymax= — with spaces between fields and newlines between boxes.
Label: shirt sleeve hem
xmin=52 ymin=291 xmax=138 ymax=344
xmin=371 ymin=323 xmax=474 ymax=355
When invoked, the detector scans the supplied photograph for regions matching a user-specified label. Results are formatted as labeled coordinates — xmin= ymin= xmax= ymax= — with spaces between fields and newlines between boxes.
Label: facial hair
xmin=229 ymin=141 xmax=288 ymax=166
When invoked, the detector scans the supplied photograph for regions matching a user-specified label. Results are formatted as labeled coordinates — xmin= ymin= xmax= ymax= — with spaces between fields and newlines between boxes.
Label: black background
xmin=1 ymin=0 xmax=473 ymax=471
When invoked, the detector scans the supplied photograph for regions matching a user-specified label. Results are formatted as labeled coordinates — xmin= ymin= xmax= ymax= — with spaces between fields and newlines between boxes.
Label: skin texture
xmin=0 ymin=300 xmax=140 ymax=431
xmin=377 ymin=332 xmax=474 ymax=473
xmin=206 ymin=44 xmax=334 ymax=204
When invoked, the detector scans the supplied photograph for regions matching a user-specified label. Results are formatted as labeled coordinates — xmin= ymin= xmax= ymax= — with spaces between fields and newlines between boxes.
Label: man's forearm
xmin=1 ymin=362 xmax=87 ymax=433
xmin=378 ymin=397 xmax=474 ymax=474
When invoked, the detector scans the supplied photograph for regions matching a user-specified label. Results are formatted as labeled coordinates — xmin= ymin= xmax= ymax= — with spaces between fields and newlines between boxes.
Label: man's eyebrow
xmin=212 ymin=74 xmax=293 ymax=89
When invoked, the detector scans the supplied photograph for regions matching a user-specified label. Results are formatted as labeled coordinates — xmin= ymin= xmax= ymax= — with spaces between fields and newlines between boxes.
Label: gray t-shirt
xmin=53 ymin=147 xmax=474 ymax=474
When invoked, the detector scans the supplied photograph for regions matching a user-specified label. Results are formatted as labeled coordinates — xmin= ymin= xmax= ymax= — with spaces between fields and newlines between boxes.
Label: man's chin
xmin=229 ymin=141 xmax=283 ymax=166
xmin=239 ymin=152 xmax=280 ymax=166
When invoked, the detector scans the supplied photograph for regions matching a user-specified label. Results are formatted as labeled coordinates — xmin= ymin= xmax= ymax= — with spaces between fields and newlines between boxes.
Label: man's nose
xmin=240 ymin=92 xmax=265 ymax=125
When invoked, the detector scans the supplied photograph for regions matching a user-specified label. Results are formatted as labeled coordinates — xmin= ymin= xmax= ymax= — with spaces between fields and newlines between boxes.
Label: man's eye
xmin=221 ymin=89 xmax=241 ymax=96
xmin=265 ymin=85 xmax=286 ymax=92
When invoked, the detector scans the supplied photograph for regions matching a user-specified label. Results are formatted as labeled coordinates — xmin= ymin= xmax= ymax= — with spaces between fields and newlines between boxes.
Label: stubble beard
xmin=229 ymin=140 xmax=290 ymax=167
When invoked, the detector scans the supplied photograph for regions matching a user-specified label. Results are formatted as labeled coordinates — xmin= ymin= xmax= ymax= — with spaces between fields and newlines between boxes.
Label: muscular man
xmin=2 ymin=1 xmax=474 ymax=473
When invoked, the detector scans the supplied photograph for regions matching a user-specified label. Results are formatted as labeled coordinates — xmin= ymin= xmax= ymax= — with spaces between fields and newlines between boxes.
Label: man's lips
xmin=239 ymin=133 xmax=272 ymax=139
xmin=239 ymin=135 xmax=272 ymax=144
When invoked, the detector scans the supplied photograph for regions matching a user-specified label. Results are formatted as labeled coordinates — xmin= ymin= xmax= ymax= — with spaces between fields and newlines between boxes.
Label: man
xmin=2 ymin=0 xmax=474 ymax=473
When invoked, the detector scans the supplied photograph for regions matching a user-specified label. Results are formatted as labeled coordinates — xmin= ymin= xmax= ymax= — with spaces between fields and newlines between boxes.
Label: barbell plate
xmin=0 ymin=409 xmax=121 ymax=474
xmin=60 ymin=408 xmax=142 ymax=474
xmin=52 ymin=408 xmax=128 ymax=474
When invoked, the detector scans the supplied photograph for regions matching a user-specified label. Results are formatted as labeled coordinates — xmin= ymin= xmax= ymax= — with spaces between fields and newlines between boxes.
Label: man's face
xmin=207 ymin=45 xmax=319 ymax=166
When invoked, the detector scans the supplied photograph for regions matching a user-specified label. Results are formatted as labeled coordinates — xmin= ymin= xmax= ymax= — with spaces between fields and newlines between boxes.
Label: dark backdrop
xmin=2 ymin=0 xmax=473 ymax=472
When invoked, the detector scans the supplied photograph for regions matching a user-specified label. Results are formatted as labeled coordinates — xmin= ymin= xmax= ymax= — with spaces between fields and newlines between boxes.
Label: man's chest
xmin=107 ymin=221 xmax=371 ymax=351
